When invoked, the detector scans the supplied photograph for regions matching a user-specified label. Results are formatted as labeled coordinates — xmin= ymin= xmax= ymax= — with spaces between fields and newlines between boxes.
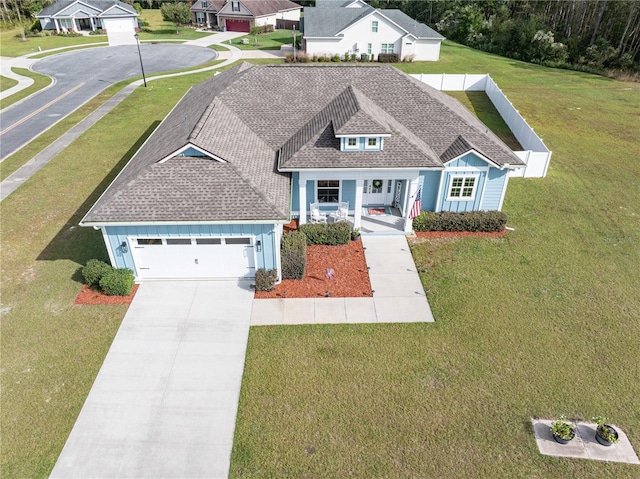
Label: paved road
xmin=0 ymin=44 xmax=216 ymax=160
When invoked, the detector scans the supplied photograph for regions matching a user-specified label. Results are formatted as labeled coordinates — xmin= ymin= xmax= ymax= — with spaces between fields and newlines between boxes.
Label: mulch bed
xmin=74 ymin=284 xmax=139 ymax=305
xmin=255 ymin=240 xmax=372 ymax=299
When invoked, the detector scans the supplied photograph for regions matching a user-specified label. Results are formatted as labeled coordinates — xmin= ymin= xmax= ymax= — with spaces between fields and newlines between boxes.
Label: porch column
xmin=54 ymin=18 xmax=60 ymax=33
xmin=298 ymin=178 xmax=307 ymax=225
xmin=354 ymin=179 xmax=364 ymax=228
xmin=90 ymin=17 xmax=95 ymax=30
xmin=403 ymin=177 xmax=419 ymax=233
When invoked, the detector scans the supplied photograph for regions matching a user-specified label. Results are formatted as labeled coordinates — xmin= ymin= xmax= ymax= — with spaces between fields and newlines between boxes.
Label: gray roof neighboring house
xmin=190 ymin=0 xmax=225 ymax=13
xmin=37 ymin=0 xmax=136 ymax=17
xmin=303 ymin=3 xmax=444 ymax=40
xmin=82 ymin=64 xmax=523 ymax=225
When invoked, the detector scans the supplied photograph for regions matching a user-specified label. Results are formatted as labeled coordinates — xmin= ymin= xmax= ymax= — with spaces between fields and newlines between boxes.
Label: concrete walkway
xmin=50 ymin=281 xmax=254 ymax=479
xmin=251 ymin=235 xmax=434 ymax=325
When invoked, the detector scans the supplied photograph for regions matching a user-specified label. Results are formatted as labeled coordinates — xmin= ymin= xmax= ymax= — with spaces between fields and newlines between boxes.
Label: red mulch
xmin=74 ymin=284 xmax=139 ymax=305
xmin=255 ymin=240 xmax=372 ymax=299
xmin=414 ymin=229 xmax=509 ymax=239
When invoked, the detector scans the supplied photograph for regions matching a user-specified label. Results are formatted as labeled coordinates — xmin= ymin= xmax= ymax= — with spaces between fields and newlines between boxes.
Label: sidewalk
xmin=0 ymin=56 xmax=40 ymax=100
xmin=250 ymin=235 xmax=435 ymax=325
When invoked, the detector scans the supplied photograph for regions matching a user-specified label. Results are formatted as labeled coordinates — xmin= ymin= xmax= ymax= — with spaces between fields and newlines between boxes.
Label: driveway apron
xmin=50 ymin=280 xmax=254 ymax=479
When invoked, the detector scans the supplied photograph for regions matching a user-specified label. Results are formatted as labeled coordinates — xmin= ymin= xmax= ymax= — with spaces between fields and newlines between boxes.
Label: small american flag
xmin=410 ymin=187 xmax=422 ymax=219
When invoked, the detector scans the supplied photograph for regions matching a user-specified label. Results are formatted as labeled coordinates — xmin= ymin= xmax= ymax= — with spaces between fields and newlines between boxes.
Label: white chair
xmin=310 ymin=202 xmax=327 ymax=223
xmin=333 ymin=201 xmax=349 ymax=222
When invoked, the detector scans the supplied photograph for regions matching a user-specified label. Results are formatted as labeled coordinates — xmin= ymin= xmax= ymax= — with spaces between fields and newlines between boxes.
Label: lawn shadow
xmin=462 ymin=91 xmax=522 ymax=150
xmin=36 ymin=121 xmax=161 ymax=281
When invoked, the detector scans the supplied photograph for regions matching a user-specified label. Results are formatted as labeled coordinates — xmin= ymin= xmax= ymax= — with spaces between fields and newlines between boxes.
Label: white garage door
xmin=131 ymin=237 xmax=256 ymax=279
xmin=104 ymin=18 xmax=136 ymax=46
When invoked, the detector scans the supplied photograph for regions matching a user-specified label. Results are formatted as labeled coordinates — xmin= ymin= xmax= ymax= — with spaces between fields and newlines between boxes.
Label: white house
xmin=303 ymin=0 xmax=444 ymax=61
xmin=36 ymin=0 xmax=138 ymax=46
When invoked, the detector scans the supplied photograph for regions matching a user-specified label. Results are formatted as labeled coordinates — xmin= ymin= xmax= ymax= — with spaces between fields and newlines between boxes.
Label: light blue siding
xmin=291 ymin=172 xmax=300 ymax=211
xmin=419 ymin=171 xmax=441 ymax=212
xmin=105 ymin=224 xmax=277 ymax=276
xmin=341 ymin=180 xmax=356 ymax=209
xmin=480 ymin=168 xmax=509 ymax=210
xmin=439 ymin=171 xmax=487 ymax=212
xmin=178 ymin=146 xmax=209 ymax=157
xmin=446 ymin=154 xmax=488 ymax=169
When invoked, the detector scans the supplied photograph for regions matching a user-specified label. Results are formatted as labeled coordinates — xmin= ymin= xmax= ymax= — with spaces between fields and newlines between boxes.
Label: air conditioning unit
xmin=354 ymin=43 xmax=360 ymax=52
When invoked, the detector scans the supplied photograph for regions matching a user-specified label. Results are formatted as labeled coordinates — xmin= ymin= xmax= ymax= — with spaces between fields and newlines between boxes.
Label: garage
xmin=225 ymin=19 xmax=250 ymax=32
xmin=130 ymin=237 xmax=256 ymax=279
xmin=103 ymin=17 xmax=136 ymax=46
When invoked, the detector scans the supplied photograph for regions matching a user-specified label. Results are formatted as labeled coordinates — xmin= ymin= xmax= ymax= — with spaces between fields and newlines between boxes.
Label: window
xmin=196 ymin=238 xmax=221 ymax=245
xmin=225 ymin=237 xmax=251 ymax=245
xmin=365 ymin=137 xmax=379 ymax=149
xmin=344 ymin=137 xmax=358 ymax=150
xmin=202 ymin=1 xmax=208 ymax=7
xmin=381 ymin=43 xmax=394 ymax=54
xmin=166 ymin=239 xmax=192 ymax=245
xmin=137 ymin=238 xmax=162 ymax=245
xmin=447 ymin=175 xmax=478 ymax=200
xmin=232 ymin=1 xmax=240 ymax=12
xmin=371 ymin=21 xmax=378 ymax=32
xmin=317 ymin=180 xmax=340 ymax=203
xmin=196 ymin=12 xmax=205 ymax=23
xmin=367 ymin=43 xmax=372 ymax=54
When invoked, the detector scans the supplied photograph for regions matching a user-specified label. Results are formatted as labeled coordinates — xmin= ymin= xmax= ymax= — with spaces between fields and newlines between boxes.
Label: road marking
xmin=0 ymin=82 xmax=86 ymax=136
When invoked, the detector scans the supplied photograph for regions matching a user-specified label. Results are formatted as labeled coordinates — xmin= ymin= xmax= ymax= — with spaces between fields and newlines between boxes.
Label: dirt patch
xmin=74 ymin=284 xmax=139 ymax=305
xmin=255 ymin=240 xmax=372 ymax=299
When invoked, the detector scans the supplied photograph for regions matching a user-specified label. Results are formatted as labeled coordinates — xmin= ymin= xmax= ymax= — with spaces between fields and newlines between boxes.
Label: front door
xmin=363 ymin=179 xmax=390 ymax=205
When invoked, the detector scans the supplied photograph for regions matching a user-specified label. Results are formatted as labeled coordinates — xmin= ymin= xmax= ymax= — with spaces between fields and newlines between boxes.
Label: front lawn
xmin=0 ymin=27 xmax=107 ymax=57
xmin=0 ymin=68 xmax=52 ymax=111
xmin=231 ymin=29 xmax=299 ymax=50
xmin=0 ymin=75 xmax=18 ymax=91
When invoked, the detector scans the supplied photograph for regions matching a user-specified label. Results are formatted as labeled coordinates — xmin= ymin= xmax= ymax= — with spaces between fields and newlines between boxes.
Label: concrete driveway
xmin=50 ymin=281 xmax=254 ymax=479
xmin=0 ymin=44 xmax=217 ymax=160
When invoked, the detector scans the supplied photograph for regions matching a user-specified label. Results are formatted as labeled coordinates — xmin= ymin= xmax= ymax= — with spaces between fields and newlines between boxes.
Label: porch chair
xmin=309 ymin=202 xmax=327 ymax=223
xmin=332 ymin=201 xmax=349 ymax=223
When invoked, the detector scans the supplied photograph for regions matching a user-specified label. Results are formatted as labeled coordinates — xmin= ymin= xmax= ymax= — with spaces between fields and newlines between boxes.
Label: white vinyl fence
xmin=410 ymin=73 xmax=552 ymax=178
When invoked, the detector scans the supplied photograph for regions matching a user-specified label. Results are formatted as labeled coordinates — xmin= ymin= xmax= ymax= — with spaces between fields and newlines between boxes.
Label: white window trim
xmin=364 ymin=137 xmax=379 ymax=150
xmin=446 ymin=174 xmax=479 ymax=201
xmin=381 ymin=43 xmax=394 ymax=54
xmin=316 ymin=179 xmax=341 ymax=204
xmin=367 ymin=43 xmax=372 ymax=54
xmin=371 ymin=20 xmax=378 ymax=32
xmin=344 ymin=137 xmax=359 ymax=150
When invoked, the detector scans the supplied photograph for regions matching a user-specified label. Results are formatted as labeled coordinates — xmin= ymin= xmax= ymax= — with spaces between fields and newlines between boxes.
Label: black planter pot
xmin=595 ymin=425 xmax=619 ymax=446
xmin=553 ymin=432 xmax=575 ymax=445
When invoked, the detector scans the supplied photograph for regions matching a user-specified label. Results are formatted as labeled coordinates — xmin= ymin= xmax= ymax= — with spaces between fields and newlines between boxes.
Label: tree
xmin=160 ymin=2 xmax=191 ymax=34
xmin=250 ymin=25 xmax=262 ymax=46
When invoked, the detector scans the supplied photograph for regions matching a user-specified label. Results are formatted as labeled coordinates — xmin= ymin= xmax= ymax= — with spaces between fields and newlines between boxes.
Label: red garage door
xmin=226 ymin=19 xmax=250 ymax=32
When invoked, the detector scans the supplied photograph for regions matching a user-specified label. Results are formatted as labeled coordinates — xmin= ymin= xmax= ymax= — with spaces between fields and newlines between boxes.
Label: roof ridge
xmin=189 ymin=102 xmax=216 ymax=141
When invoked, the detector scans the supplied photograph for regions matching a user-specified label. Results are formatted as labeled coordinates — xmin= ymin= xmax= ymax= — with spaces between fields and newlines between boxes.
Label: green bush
xmin=413 ymin=211 xmax=507 ymax=232
xmin=299 ymin=222 xmax=351 ymax=245
xmin=255 ymin=268 xmax=278 ymax=291
xmin=281 ymin=231 xmax=307 ymax=280
xmin=82 ymin=259 xmax=113 ymax=287
xmin=360 ymin=53 xmax=370 ymax=62
xmin=378 ymin=53 xmax=400 ymax=63
xmin=99 ymin=268 xmax=135 ymax=296
xmin=331 ymin=54 xmax=341 ymax=62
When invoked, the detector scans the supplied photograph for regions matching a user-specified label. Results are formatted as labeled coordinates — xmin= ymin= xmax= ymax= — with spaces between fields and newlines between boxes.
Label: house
xmin=303 ymin=0 xmax=445 ymax=61
xmin=80 ymin=64 xmax=524 ymax=281
xmin=190 ymin=0 xmax=301 ymax=32
xmin=36 ymin=0 xmax=138 ymax=46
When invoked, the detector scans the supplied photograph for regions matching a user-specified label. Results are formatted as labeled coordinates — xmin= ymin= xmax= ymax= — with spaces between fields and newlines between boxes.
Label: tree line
xmin=369 ymin=0 xmax=639 ymax=73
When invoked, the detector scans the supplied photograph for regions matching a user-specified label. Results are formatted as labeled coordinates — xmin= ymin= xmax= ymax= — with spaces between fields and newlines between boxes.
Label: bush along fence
xmin=285 ymin=52 xmax=409 ymax=64
xmin=82 ymin=259 xmax=135 ymax=296
xmin=281 ymin=231 xmax=307 ymax=280
xmin=412 ymin=211 xmax=507 ymax=233
xmin=409 ymin=73 xmax=552 ymax=179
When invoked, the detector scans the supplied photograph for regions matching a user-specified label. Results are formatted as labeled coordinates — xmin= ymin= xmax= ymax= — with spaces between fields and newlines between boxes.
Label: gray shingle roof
xmin=37 ymin=0 xmax=136 ymax=17
xmin=303 ymin=4 xmax=443 ymax=39
xmin=191 ymin=0 xmax=225 ymax=13
xmin=240 ymin=0 xmax=301 ymax=17
xmin=83 ymin=64 xmax=523 ymax=225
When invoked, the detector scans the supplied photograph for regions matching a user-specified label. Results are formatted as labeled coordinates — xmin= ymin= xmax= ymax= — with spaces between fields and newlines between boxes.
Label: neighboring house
xmin=81 ymin=64 xmax=524 ymax=281
xmin=36 ymin=0 xmax=138 ymax=46
xmin=303 ymin=0 xmax=445 ymax=61
xmin=190 ymin=0 xmax=301 ymax=32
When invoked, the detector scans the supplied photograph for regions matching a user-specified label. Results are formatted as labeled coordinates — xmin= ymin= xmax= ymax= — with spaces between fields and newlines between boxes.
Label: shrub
xmin=349 ymin=53 xmax=357 ymax=62
xmin=344 ymin=51 xmax=350 ymax=61
xmin=360 ymin=53 xmax=370 ymax=62
xmin=299 ymin=222 xmax=351 ymax=245
xmin=413 ymin=211 xmax=507 ymax=233
xmin=255 ymin=268 xmax=277 ymax=291
xmin=284 ymin=53 xmax=295 ymax=63
xmin=82 ymin=259 xmax=113 ymax=287
xmin=99 ymin=268 xmax=135 ymax=296
xmin=378 ymin=53 xmax=400 ymax=63
xmin=281 ymin=231 xmax=306 ymax=279
xmin=89 ymin=29 xmax=104 ymax=35
xmin=331 ymin=54 xmax=341 ymax=62
xmin=312 ymin=54 xmax=318 ymax=62
xmin=402 ymin=53 xmax=416 ymax=62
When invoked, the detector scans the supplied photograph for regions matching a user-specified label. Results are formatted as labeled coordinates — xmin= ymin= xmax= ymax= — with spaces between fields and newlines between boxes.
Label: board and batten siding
xmin=419 ymin=170 xmax=441 ymax=212
xmin=104 ymin=224 xmax=277 ymax=276
xmin=437 ymin=153 xmax=491 ymax=213
xmin=480 ymin=167 xmax=509 ymax=210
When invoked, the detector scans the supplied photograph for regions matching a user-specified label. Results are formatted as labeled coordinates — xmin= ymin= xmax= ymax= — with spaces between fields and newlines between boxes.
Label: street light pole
xmin=134 ymin=33 xmax=147 ymax=87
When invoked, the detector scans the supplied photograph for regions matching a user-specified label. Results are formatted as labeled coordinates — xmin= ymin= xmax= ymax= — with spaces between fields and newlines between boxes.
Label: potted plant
xmin=592 ymin=416 xmax=619 ymax=446
xmin=351 ymin=227 xmax=360 ymax=241
xmin=550 ymin=415 xmax=577 ymax=444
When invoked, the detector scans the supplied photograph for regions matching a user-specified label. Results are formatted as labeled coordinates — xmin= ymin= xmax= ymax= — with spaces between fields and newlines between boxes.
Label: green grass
xmin=0 ymin=75 xmax=18 ymax=91
xmin=232 ymin=29 xmax=299 ymax=50
xmin=0 ymin=68 xmax=52 ymax=111
xmin=0 ymin=27 xmax=107 ymax=57
xmin=137 ymin=9 xmax=211 ymax=41
xmin=229 ymin=44 xmax=640 ymax=477
xmin=0 ymin=70 xmax=221 ymax=478
xmin=2 ymin=41 xmax=639 ymax=478
xmin=209 ymin=44 xmax=230 ymax=52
